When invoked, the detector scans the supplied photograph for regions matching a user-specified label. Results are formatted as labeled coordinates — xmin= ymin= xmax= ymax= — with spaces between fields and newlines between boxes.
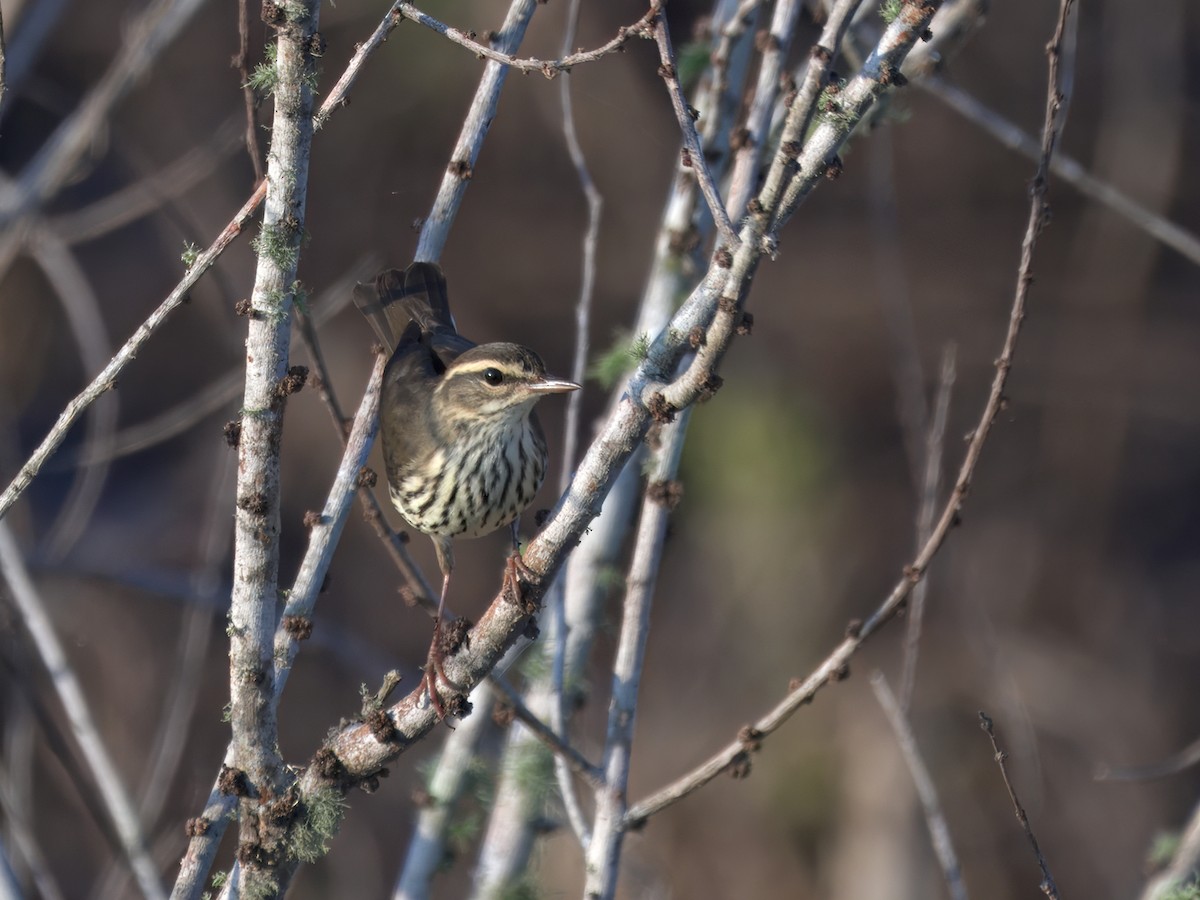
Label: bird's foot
xmin=502 ymin=550 xmax=539 ymax=614
xmin=423 ymin=616 xmax=469 ymax=720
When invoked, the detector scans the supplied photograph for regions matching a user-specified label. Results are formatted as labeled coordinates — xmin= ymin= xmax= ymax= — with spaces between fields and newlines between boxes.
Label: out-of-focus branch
xmin=393 ymin=681 xmax=497 ymax=900
xmin=0 ymin=6 xmax=7 ymax=117
xmin=872 ymin=672 xmax=967 ymax=900
xmin=1138 ymin=798 xmax=1200 ymax=900
xmin=0 ymin=0 xmax=209 ymax=227
xmin=225 ymin=2 xmax=320 ymax=895
xmin=0 ymin=523 xmax=165 ymax=899
xmin=898 ymin=345 xmax=955 ymax=710
xmin=584 ymin=410 xmax=690 ymax=899
xmin=920 ymin=75 xmax=1200 ymax=270
xmin=395 ymin=1 xmax=658 ymax=78
xmin=51 ymin=117 xmax=243 ymax=245
xmin=24 ymin=224 xmax=118 ymax=561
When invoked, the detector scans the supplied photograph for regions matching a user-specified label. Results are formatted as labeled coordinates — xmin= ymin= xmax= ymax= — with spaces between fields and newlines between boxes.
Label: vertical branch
xmin=227 ymin=1 xmax=320 ymax=894
xmin=898 ymin=345 xmax=955 ymax=710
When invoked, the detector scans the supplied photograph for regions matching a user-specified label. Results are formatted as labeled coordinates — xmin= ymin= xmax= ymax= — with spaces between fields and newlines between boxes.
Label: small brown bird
xmin=355 ymin=262 xmax=579 ymax=716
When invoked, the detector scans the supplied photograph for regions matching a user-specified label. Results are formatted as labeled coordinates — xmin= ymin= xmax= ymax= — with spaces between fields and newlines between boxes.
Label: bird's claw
xmin=502 ymin=550 xmax=539 ymax=614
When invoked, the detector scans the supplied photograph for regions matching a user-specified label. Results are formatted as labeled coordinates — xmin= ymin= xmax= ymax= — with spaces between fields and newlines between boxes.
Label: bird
xmin=354 ymin=262 xmax=579 ymax=717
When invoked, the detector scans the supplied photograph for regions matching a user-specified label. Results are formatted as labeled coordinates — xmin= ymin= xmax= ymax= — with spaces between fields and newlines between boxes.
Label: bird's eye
xmin=483 ymin=367 xmax=504 ymax=386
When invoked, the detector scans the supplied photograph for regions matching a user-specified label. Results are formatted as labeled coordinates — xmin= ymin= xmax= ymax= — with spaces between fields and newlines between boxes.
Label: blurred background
xmin=1 ymin=0 xmax=1198 ymax=897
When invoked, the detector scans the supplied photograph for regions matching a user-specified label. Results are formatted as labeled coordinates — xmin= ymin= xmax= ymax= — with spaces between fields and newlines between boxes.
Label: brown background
xmin=1 ymin=0 xmax=1199 ymax=897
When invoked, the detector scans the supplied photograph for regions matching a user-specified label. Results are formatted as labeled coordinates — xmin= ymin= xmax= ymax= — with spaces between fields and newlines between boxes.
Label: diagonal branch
xmin=651 ymin=13 xmax=740 ymax=248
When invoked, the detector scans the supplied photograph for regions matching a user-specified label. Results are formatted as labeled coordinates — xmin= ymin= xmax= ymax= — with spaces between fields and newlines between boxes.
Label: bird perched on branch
xmin=354 ymin=262 xmax=579 ymax=717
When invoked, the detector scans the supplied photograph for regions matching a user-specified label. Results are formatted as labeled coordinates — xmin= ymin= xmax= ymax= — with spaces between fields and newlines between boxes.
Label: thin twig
xmin=898 ymin=345 xmax=956 ymax=710
xmin=624 ymin=0 xmax=1078 ymax=825
xmin=234 ymin=0 xmax=265 ymax=183
xmin=60 ymin=259 xmax=371 ymax=468
xmin=651 ymin=13 xmax=740 ymax=248
xmin=723 ymin=0 xmax=801 ymax=219
xmin=868 ymin=129 xmax=928 ymax=490
xmin=395 ymin=1 xmax=658 ymax=78
xmin=0 ymin=524 xmax=164 ymax=899
xmin=979 ymin=712 xmax=1060 ymax=899
xmin=490 ymin=675 xmax=604 ymax=787
xmin=759 ymin=0 xmax=863 ymax=240
xmin=24 ymin=225 xmax=119 ymax=561
xmin=872 ymin=673 xmax=968 ymax=900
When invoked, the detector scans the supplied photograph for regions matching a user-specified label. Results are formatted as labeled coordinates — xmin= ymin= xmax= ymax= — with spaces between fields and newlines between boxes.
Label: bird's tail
xmin=353 ymin=262 xmax=456 ymax=349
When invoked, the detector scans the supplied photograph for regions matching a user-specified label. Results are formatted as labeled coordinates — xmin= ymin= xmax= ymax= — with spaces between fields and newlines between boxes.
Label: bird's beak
xmin=527 ymin=377 xmax=581 ymax=395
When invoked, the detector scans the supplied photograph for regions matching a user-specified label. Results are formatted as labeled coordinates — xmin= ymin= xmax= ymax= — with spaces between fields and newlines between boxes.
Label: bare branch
xmin=872 ymin=673 xmax=968 ymax=900
xmin=490 ymin=675 xmax=604 ymax=787
xmin=226 ymin=3 xmax=321 ymax=893
xmin=395 ymin=1 xmax=659 ymax=78
xmin=920 ymin=74 xmax=1200 ymax=270
xmin=585 ymin=412 xmax=690 ymax=899
xmin=415 ymin=0 xmax=540 ymax=262
xmin=0 ymin=523 xmax=165 ymax=899
xmin=898 ymin=345 xmax=956 ymax=710
xmin=979 ymin=712 xmax=1060 ymax=899
xmin=651 ymin=13 xmax=740 ymax=248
